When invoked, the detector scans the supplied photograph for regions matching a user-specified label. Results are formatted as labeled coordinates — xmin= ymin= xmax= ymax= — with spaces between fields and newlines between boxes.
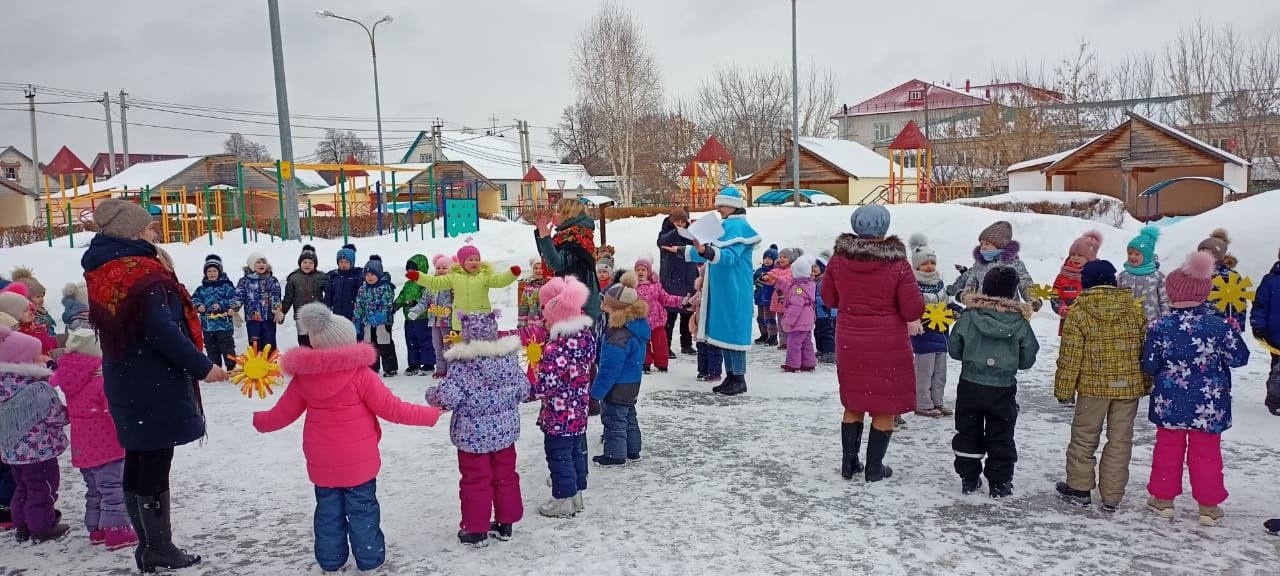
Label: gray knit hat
xmin=295 ymin=303 xmax=356 ymax=349
xmin=94 ymin=199 xmax=154 ymax=239
xmin=908 ymin=233 xmax=937 ymax=269
xmin=851 ymin=204 xmax=891 ymax=238
xmin=979 ymin=221 xmax=1014 ymax=249
xmin=778 ymin=247 xmax=803 ymax=262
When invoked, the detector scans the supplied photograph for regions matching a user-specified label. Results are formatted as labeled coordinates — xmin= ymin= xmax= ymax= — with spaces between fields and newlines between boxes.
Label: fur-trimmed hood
xmin=444 ymin=335 xmax=522 ymax=362
xmin=972 ymin=241 xmax=1022 ymax=263
xmin=0 ymin=361 xmax=54 ymax=382
xmin=607 ymin=299 xmax=650 ymax=328
xmin=548 ymin=315 xmax=594 ymax=340
xmin=280 ymin=343 xmax=377 ymax=400
xmin=964 ymin=294 xmax=1033 ymax=319
xmin=833 ymin=234 xmax=907 ymax=262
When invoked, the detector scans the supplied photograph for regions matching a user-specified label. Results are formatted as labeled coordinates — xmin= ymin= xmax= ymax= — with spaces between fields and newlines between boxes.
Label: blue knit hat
xmin=762 ymin=244 xmax=779 ymax=262
xmin=851 ymin=204 xmax=890 ymax=238
xmin=714 ymin=186 xmax=747 ymax=210
xmin=337 ymin=243 xmax=357 ymax=265
xmin=1127 ymin=226 xmax=1160 ymax=266
xmin=364 ymin=255 xmax=384 ymax=277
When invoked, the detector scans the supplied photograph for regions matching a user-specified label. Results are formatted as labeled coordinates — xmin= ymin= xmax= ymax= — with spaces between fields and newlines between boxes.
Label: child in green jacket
xmin=405 ymin=244 xmax=519 ymax=333
xmin=948 ymin=265 xmax=1039 ymax=500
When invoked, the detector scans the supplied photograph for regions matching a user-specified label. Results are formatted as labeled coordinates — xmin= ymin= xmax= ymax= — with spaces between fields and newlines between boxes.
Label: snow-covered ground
xmin=1 ymin=198 xmax=1278 ymax=575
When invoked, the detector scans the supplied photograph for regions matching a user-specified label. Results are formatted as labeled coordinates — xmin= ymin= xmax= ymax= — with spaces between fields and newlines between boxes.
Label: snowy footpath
xmin=2 ymin=314 xmax=1279 ymax=576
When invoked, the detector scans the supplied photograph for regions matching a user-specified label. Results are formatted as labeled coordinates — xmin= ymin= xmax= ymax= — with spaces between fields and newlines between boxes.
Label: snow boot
xmin=382 ymin=370 xmax=397 ymax=378
xmin=989 ymin=482 xmax=1014 ymax=499
xmin=696 ymin=373 xmax=707 ymax=381
xmin=668 ymin=350 xmax=676 ymax=360
xmin=765 ymin=335 xmax=778 ymax=346
xmin=1147 ymin=496 xmax=1175 ymax=519
xmin=717 ymin=374 xmax=747 ymax=396
xmin=488 ymin=522 xmax=513 ymax=541
xmin=15 ymin=526 xmax=30 ymax=543
xmin=1198 ymin=505 xmax=1224 ymax=527
xmin=705 ymin=373 xmax=722 ymax=385
xmin=0 ymin=505 xmax=13 ymax=531
xmin=124 ymin=491 xmax=145 ymax=570
xmin=1265 ymin=518 xmax=1280 ymax=535
xmin=961 ymin=477 xmax=983 ymax=495
xmin=404 ymin=366 xmax=420 ymax=377
xmin=754 ymin=335 xmax=769 ymax=345
xmin=538 ymin=498 xmax=577 ymax=518
xmin=1100 ymin=502 xmax=1119 ymax=513
xmin=840 ymin=422 xmax=864 ymax=480
xmin=864 ymin=428 xmax=894 ymax=483
xmin=458 ymin=530 xmax=489 ymax=548
xmin=781 ymin=364 xmax=799 ymax=373
xmin=592 ymin=455 xmax=626 ymax=467
xmin=573 ymin=492 xmax=584 ymax=513
xmin=1055 ymin=482 xmax=1092 ymax=507
xmin=643 ymin=365 xmax=652 ymax=374
xmin=90 ymin=528 xmax=107 ymax=545
xmin=681 ymin=346 xmax=696 ymax=355
xmin=137 ymin=492 xmax=201 ymax=572
xmin=30 ymin=522 xmax=70 ymax=544
xmin=104 ymin=525 xmax=139 ymax=551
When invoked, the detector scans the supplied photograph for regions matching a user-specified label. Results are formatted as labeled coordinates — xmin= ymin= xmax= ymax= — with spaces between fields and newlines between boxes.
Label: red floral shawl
xmin=86 ymin=255 xmax=204 ymax=360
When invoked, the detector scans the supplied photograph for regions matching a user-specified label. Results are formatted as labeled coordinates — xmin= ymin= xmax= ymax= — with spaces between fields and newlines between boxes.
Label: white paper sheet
xmin=677 ymin=215 xmax=724 ymax=244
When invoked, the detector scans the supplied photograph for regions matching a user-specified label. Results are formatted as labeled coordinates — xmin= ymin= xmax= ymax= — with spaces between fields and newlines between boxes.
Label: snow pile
xmin=953 ymin=191 xmax=1136 ymax=228
xmin=1158 ymin=191 xmax=1280 ymax=281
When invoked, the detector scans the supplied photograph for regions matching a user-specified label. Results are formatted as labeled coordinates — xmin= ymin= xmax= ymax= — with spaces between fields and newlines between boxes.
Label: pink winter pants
xmin=785 ymin=331 xmax=815 ymax=370
xmin=456 ymin=445 xmax=523 ymax=534
xmin=1147 ymin=427 xmax=1228 ymax=507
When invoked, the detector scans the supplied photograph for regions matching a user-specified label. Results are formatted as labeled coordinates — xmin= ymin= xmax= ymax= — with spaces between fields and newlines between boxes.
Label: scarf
xmin=547 ymin=219 xmax=597 ymax=276
xmin=86 ymin=255 xmax=204 ymax=360
xmin=1059 ymin=260 xmax=1082 ymax=281
xmin=914 ymin=269 xmax=941 ymax=284
xmin=1124 ymin=260 xmax=1158 ymax=276
xmin=980 ymin=249 xmax=1003 ymax=262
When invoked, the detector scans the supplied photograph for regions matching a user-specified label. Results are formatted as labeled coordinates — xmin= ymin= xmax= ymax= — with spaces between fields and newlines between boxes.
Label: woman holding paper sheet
xmin=664 ymin=187 xmax=761 ymax=396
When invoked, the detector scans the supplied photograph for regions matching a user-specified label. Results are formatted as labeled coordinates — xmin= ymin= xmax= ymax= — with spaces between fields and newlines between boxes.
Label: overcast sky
xmin=3 ymin=0 xmax=1278 ymax=166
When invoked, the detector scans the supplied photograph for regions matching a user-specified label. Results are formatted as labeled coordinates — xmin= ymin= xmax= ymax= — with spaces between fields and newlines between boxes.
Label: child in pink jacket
xmin=766 ymin=247 xmax=802 ymax=350
xmin=633 ymin=256 xmax=688 ymax=374
xmin=781 ymin=255 xmax=818 ymax=372
xmin=50 ymin=329 xmax=137 ymax=550
xmin=253 ymin=304 xmax=441 ymax=574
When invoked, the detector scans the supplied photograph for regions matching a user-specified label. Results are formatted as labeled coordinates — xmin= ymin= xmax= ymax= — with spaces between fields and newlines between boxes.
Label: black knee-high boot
xmin=138 ymin=492 xmax=201 ymax=572
xmin=865 ymin=427 xmax=895 ymax=482
xmin=841 ymin=422 xmax=864 ymax=479
xmin=124 ymin=491 xmax=145 ymax=570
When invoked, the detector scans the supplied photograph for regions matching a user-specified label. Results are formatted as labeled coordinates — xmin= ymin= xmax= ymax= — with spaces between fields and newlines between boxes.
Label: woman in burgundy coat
xmin=820 ymin=205 xmax=925 ymax=483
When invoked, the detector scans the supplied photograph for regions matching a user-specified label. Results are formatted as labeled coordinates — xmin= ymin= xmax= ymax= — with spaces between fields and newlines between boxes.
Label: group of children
xmin=751 ymin=245 xmax=837 ymax=372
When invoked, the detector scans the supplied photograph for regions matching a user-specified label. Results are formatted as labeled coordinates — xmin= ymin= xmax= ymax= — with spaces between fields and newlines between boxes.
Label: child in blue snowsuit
xmin=324 ymin=244 xmax=363 ymax=322
xmin=591 ymin=273 xmax=650 ymax=466
xmin=192 ymin=254 xmax=239 ymax=368
xmin=354 ymin=256 xmax=398 ymax=377
xmin=236 ymin=252 xmax=282 ymax=351
xmin=1252 ymin=247 xmax=1280 ymax=415
xmin=754 ymin=245 xmax=779 ymax=345
xmin=814 ymin=252 xmax=836 ymax=364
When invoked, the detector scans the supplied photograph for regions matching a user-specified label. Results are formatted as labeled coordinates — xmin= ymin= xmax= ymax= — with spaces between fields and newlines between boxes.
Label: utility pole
xmin=25 ymin=86 xmax=41 ymax=203
xmin=102 ymin=92 xmax=117 ymax=178
xmin=790 ymin=0 xmax=801 ymax=207
xmin=488 ymin=113 xmax=499 ymax=136
xmin=518 ymin=120 xmax=531 ymax=174
xmin=118 ymin=90 xmax=130 ymax=171
xmin=431 ymin=119 xmax=443 ymax=161
xmin=268 ymin=0 xmax=301 ymax=240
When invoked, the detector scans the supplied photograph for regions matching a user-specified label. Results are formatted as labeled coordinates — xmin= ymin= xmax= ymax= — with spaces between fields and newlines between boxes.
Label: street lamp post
xmin=317 ymin=10 xmax=392 ymax=177
xmin=790 ymin=0 xmax=801 ymax=207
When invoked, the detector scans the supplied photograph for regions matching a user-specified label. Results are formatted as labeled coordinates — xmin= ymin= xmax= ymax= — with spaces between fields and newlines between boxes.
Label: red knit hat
xmin=1166 ymin=251 xmax=1215 ymax=306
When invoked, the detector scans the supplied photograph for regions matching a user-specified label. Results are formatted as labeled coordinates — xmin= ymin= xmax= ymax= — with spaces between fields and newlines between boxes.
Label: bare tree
xmin=313 ymin=128 xmax=374 ymax=165
xmin=1049 ymin=38 xmax=1112 ymax=143
xmin=550 ymin=104 xmax=610 ymax=175
xmin=798 ymin=63 xmax=841 ymax=138
xmin=1162 ymin=18 xmax=1218 ymax=130
xmin=571 ymin=0 xmax=663 ymax=205
xmin=223 ymin=133 xmax=274 ymax=163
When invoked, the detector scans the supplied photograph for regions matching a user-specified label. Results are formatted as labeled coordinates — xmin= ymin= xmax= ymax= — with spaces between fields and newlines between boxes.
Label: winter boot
xmin=1055 ymin=482 xmax=1092 ymax=507
xmin=488 ymin=522 xmax=513 ymax=541
xmin=717 ymin=374 xmax=747 ymax=396
xmin=0 ymin=505 xmax=13 ymax=531
xmin=1147 ymin=496 xmax=1175 ymax=519
xmin=404 ymin=366 xmax=421 ymax=377
xmin=137 ymin=492 xmax=201 ymax=572
xmin=90 ymin=529 xmax=107 ymax=544
xmin=989 ymin=482 xmax=1014 ymax=499
xmin=538 ymin=497 xmax=577 ymax=518
xmin=696 ymin=373 xmax=707 ymax=381
xmin=680 ymin=346 xmax=696 ymax=355
xmin=754 ymin=334 xmax=769 ymax=345
xmin=1265 ymin=518 xmax=1280 ymax=535
xmin=592 ymin=455 xmax=626 ymax=467
xmin=573 ymin=492 xmax=584 ymax=513
xmin=382 ymin=370 xmax=397 ymax=378
xmin=1100 ymin=502 xmax=1119 ymax=513
xmin=961 ymin=477 xmax=983 ymax=495
xmin=765 ymin=334 xmax=778 ymax=346
xmin=643 ymin=365 xmax=652 ymax=374
xmin=124 ymin=491 xmax=145 ymax=570
xmin=30 ymin=522 xmax=70 ymax=544
xmin=104 ymin=525 xmax=139 ymax=551
xmin=15 ymin=526 xmax=30 ymax=543
xmin=864 ymin=428 xmax=894 ymax=483
xmin=1198 ymin=505 xmax=1224 ymax=527
xmin=458 ymin=530 xmax=489 ymax=548
xmin=840 ymin=422 xmax=864 ymax=480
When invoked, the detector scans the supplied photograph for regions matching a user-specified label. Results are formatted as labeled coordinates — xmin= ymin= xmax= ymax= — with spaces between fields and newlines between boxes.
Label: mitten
xmin=405 ymin=270 xmax=421 ymax=282
xmin=1032 ymin=300 xmax=1043 ymax=312
xmin=407 ymin=310 xmax=421 ymax=321
xmin=510 ymin=265 xmax=522 ymax=277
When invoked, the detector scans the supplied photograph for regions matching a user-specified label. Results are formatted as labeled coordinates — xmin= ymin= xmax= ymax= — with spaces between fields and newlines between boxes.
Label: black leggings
xmin=123 ymin=448 xmax=174 ymax=497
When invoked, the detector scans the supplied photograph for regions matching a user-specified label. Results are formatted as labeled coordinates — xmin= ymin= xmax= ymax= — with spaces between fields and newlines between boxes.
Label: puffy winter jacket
xmin=635 ymin=280 xmax=685 ymax=328
xmin=1118 ymin=269 xmax=1171 ymax=324
xmin=255 ymin=343 xmax=441 ymax=488
xmin=192 ymin=275 xmax=238 ymax=333
xmin=323 ymin=266 xmax=364 ymax=321
xmin=1142 ymin=306 xmax=1249 ymax=434
xmin=592 ymin=312 xmax=650 ymax=406
xmin=530 ymin=315 xmax=597 ymax=436
xmin=412 ymin=262 xmax=518 ymax=331
xmin=754 ymin=265 xmax=777 ymax=307
xmin=1054 ymin=286 xmax=1150 ymax=401
xmin=353 ymin=275 xmax=395 ymax=333
xmin=392 ymin=255 xmax=430 ymax=321
xmin=1252 ymin=262 xmax=1280 ymax=347
xmin=283 ymin=268 xmax=327 ymax=318
xmin=948 ymin=294 xmax=1039 ymax=388
xmin=426 ymin=330 xmax=528 ymax=454
xmin=235 ymin=271 xmax=281 ymax=323
xmin=50 ymin=352 xmax=124 ymax=469
xmin=0 ymin=362 xmax=69 ymax=465
xmin=656 ymin=217 xmax=698 ymax=299
xmin=910 ymin=277 xmax=950 ymax=354
xmin=961 ymin=242 xmax=1035 ymax=305
xmin=781 ymin=277 xmax=816 ymax=333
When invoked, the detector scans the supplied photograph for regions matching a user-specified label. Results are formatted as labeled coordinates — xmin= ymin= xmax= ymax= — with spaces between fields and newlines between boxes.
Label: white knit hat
xmin=245 ymin=252 xmax=269 ymax=271
xmin=295 ymin=303 xmax=356 ymax=349
xmin=65 ymin=328 xmax=102 ymax=358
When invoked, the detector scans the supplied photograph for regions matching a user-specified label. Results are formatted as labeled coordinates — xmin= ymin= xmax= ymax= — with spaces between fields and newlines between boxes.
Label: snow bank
xmin=1159 ymin=191 xmax=1280 ymax=281
xmin=952 ymin=191 xmax=1137 ymax=229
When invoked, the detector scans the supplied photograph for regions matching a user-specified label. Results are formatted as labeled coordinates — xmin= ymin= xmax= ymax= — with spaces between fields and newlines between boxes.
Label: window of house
xmin=2 ymin=166 xmax=17 ymax=180
xmin=419 ymin=153 xmax=434 ymax=163
xmin=499 ymin=183 xmax=508 ymax=201
xmin=874 ymin=123 xmax=891 ymax=141
xmin=908 ymin=90 xmax=924 ymax=101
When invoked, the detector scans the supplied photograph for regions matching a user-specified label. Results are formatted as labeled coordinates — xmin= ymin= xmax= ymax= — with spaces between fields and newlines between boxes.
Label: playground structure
xmin=680 ymin=136 xmax=735 ymax=209
xmin=1138 ymin=176 xmax=1245 ymax=223
xmin=517 ymin=165 xmax=549 ymax=216
xmin=861 ymin=121 xmax=970 ymax=205
xmin=34 ymin=154 xmax=494 ymax=247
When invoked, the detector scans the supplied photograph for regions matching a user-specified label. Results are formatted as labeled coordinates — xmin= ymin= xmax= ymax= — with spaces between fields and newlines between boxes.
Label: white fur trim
xmin=0 ymin=362 xmax=54 ymax=378
xmin=444 ymin=335 xmax=522 ymax=361
xmin=548 ymin=315 xmax=594 ymax=339
xmin=714 ymin=192 xmax=746 ymax=209
xmin=710 ymin=235 xmax=762 ymax=249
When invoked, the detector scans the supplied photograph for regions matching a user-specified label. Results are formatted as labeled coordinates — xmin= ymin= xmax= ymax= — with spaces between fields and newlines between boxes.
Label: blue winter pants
xmin=723 ymin=349 xmax=747 ymax=376
xmin=697 ymin=342 xmax=723 ymax=377
xmin=544 ymin=433 xmax=588 ymax=499
xmin=314 ymin=479 xmax=384 ymax=572
xmin=404 ymin=319 xmax=435 ymax=370
xmin=601 ymin=401 xmax=642 ymax=460
xmin=246 ymin=320 xmax=277 ymax=351
xmin=814 ymin=317 xmax=836 ymax=354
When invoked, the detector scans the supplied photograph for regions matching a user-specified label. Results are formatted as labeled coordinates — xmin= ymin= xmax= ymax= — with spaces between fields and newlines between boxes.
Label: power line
xmin=0 ymin=107 xmax=407 ymax=140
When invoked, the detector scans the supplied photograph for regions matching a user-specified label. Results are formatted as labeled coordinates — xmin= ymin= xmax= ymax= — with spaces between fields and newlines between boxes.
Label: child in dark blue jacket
xmin=192 ymin=254 xmax=239 ymax=368
xmin=324 ymin=244 xmax=364 ymax=321
xmin=753 ymin=245 xmax=779 ymax=345
xmin=235 ymin=252 xmax=282 ymax=352
xmin=1252 ymin=246 xmax=1280 ymax=415
xmin=909 ymin=235 xmax=953 ymax=417
xmin=814 ymin=251 xmax=836 ymax=364
xmin=591 ymin=272 xmax=650 ymax=466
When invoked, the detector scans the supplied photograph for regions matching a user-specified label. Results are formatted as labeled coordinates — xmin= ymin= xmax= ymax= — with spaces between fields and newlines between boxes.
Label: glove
xmin=273 ymin=310 xmax=285 ymax=324
xmin=405 ymin=270 xmax=421 ymax=282
xmin=1032 ymin=300 xmax=1043 ymax=312
xmin=407 ymin=310 xmax=421 ymax=321
xmin=588 ymin=398 xmax=601 ymax=416
xmin=510 ymin=265 xmax=522 ymax=277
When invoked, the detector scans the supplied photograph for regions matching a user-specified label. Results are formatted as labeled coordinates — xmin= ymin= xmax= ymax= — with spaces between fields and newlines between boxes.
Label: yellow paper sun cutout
xmin=228 ymin=343 xmax=283 ymax=399
xmin=922 ymin=302 xmax=957 ymax=332
xmin=1208 ymin=272 xmax=1254 ymax=314
xmin=1029 ymin=283 xmax=1059 ymax=301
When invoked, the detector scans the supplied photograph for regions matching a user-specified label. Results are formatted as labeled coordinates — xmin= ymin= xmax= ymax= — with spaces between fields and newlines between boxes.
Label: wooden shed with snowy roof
xmin=744 ymin=137 xmax=911 ymax=205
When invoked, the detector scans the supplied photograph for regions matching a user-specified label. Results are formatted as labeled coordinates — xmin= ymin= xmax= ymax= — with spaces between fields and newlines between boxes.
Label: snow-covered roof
xmin=797 ymin=137 xmax=909 ymax=179
xmin=1006 ymin=148 xmax=1080 ymax=173
xmin=265 ymin=167 xmax=330 ymax=189
xmin=1130 ymin=111 xmax=1249 ymax=167
xmin=438 ymin=134 xmax=599 ymax=190
xmin=60 ymin=156 xmax=204 ymax=197
xmin=302 ymin=163 xmax=434 ymax=197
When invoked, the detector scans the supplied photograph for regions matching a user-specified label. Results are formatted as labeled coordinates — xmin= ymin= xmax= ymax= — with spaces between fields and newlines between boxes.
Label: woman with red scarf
xmin=81 ymin=199 xmax=228 ymax=572
xmin=534 ymin=198 xmax=601 ymax=321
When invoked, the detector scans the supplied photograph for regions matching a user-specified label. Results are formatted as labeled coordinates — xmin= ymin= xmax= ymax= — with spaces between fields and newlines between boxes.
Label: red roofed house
xmin=831 ymin=79 xmax=1062 ymax=149
xmin=91 ymin=153 xmax=188 ymax=180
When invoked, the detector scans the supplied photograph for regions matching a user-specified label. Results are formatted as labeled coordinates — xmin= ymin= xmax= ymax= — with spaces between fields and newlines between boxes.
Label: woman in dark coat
xmin=82 ymin=199 xmax=225 ymax=571
xmin=657 ymin=208 xmax=698 ymax=356
xmin=820 ymin=205 xmax=925 ymax=484
xmin=535 ymin=198 xmax=601 ymax=320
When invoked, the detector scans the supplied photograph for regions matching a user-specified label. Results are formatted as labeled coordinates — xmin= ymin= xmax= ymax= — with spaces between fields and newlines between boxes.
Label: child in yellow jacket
xmin=405 ymin=244 xmax=519 ymax=332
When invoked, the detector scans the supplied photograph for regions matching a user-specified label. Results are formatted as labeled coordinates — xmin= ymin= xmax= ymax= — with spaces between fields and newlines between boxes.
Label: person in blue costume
xmin=662 ymin=187 xmax=761 ymax=396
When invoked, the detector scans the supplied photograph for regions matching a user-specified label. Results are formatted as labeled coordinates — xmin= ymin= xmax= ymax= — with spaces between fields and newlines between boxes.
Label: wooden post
xmin=205 ymin=186 xmax=214 ymax=245
xmin=339 ymin=168 xmax=348 ymax=245
xmin=179 ymin=186 xmax=190 ymax=243
xmin=237 ymin=162 xmax=247 ymax=244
